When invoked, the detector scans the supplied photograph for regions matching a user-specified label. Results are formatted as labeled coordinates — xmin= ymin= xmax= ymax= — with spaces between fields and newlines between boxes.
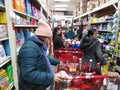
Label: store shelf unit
xmin=30 ymin=0 xmax=51 ymax=20
xmin=74 ymin=0 xmax=118 ymax=20
xmin=38 ymin=0 xmax=51 ymax=19
xmin=0 ymin=37 xmax=8 ymax=41
xmin=0 ymin=3 xmax=5 ymax=11
xmin=74 ymin=0 xmax=120 ymax=76
xmin=90 ymin=20 xmax=113 ymax=25
xmin=98 ymin=30 xmax=112 ymax=33
xmin=14 ymin=24 xmax=38 ymax=28
xmin=7 ymin=82 xmax=14 ymax=90
xmin=4 ymin=0 xmax=51 ymax=89
xmin=82 ymin=21 xmax=113 ymax=26
xmin=14 ymin=9 xmax=38 ymax=20
xmin=0 ymin=1 xmax=14 ymax=90
xmin=74 ymin=0 xmax=119 ymax=32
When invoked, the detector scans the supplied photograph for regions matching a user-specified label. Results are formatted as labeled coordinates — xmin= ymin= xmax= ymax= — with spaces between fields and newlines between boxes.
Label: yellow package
xmin=0 ymin=69 xmax=9 ymax=90
xmin=0 ymin=12 xmax=6 ymax=24
xmin=102 ymin=64 xmax=109 ymax=74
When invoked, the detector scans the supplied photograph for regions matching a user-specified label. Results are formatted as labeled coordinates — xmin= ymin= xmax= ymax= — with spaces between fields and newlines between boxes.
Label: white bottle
xmin=89 ymin=59 xmax=93 ymax=72
xmin=79 ymin=58 xmax=82 ymax=71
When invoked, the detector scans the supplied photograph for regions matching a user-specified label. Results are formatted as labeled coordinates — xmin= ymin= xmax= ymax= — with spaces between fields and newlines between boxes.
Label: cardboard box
xmin=99 ymin=0 xmax=106 ymax=6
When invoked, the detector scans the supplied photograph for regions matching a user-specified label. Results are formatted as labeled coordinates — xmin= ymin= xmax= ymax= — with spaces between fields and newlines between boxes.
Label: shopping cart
xmin=54 ymin=53 xmax=108 ymax=90
xmin=57 ymin=75 xmax=108 ymax=90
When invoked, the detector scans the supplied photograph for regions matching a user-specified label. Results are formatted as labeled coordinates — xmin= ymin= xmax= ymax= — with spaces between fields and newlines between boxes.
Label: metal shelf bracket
xmin=112 ymin=3 xmax=118 ymax=11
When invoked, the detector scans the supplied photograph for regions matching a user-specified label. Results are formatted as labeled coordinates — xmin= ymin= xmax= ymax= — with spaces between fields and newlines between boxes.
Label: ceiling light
xmin=54 ymin=8 xmax=67 ymax=11
xmin=55 ymin=5 xmax=68 ymax=7
xmin=54 ymin=0 xmax=70 ymax=2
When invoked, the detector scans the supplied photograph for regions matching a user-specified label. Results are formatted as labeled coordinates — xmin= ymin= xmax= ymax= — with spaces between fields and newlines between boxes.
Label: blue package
xmin=23 ymin=28 xmax=30 ymax=39
xmin=1 ymin=40 xmax=10 ymax=56
xmin=2 ymin=0 xmax=4 ymax=4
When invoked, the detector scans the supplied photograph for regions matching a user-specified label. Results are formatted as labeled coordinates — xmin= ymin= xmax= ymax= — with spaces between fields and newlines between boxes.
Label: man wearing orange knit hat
xmin=18 ymin=19 xmax=63 ymax=90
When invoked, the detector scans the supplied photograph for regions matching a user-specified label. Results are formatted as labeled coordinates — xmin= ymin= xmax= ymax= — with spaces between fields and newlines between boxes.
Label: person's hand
xmin=108 ymin=71 xmax=120 ymax=85
xmin=54 ymin=73 xmax=64 ymax=82
xmin=108 ymin=72 xmax=120 ymax=77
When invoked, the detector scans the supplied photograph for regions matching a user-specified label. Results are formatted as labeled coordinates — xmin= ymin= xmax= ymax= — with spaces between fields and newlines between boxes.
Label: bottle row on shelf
xmin=15 ymin=27 xmax=36 ymax=53
xmin=15 ymin=14 xmax=38 ymax=25
xmin=0 ymin=10 xmax=38 ymax=27
xmin=13 ymin=0 xmax=41 ymax=19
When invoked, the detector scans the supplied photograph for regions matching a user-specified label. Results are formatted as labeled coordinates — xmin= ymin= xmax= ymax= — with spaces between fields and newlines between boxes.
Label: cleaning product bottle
xmin=1 ymin=40 xmax=10 ymax=56
xmin=20 ymin=0 xmax=25 ymax=12
xmin=13 ymin=0 xmax=20 ymax=11
xmin=6 ymin=64 xmax=14 ymax=83
xmin=0 ymin=42 xmax=6 ymax=61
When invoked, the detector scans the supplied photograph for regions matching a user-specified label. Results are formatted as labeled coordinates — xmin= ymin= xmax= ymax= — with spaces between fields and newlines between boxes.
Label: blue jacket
xmin=18 ymin=36 xmax=60 ymax=90
xmin=65 ymin=31 xmax=75 ymax=39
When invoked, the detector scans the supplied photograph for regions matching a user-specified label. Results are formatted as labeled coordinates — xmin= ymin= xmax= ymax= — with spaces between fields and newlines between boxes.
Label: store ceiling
xmin=48 ymin=0 xmax=79 ymax=21
xmin=49 ymin=0 xmax=79 ymax=12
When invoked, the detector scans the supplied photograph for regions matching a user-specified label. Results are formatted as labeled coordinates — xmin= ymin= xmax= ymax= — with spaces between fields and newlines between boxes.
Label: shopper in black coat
xmin=53 ymin=27 xmax=64 ymax=50
xmin=81 ymin=29 xmax=107 ymax=69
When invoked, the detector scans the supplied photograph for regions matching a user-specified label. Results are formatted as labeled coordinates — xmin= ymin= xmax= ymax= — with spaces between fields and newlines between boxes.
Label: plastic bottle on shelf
xmin=1 ymin=40 xmax=10 ymax=56
xmin=14 ymin=0 xmax=21 ymax=11
xmin=25 ymin=0 xmax=31 ymax=15
xmin=117 ymin=32 xmax=120 ymax=43
xmin=20 ymin=0 xmax=25 ymax=12
xmin=26 ymin=15 xmax=30 ymax=25
xmin=31 ymin=4 xmax=34 ymax=16
xmin=0 ymin=12 xmax=7 ymax=23
xmin=0 ymin=42 xmax=6 ymax=62
xmin=79 ymin=58 xmax=82 ymax=71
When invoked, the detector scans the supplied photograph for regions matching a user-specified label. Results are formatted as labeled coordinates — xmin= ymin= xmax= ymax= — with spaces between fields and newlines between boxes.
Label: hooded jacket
xmin=81 ymin=36 xmax=106 ymax=69
xmin=18 ymin=36 xmax=60 ymax=90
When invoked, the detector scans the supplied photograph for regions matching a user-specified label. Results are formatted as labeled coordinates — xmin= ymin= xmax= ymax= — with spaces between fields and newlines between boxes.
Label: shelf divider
xmin=0 ymin=56 xmax=11 ymax=68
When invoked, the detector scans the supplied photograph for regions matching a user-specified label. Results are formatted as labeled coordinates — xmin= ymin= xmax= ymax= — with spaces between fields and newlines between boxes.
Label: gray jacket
xmin=81 ymin=37 xmax=106 ymax=69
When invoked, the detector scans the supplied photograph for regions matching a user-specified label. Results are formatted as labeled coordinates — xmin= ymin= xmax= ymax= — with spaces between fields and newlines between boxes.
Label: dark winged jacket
xmin=81 ymin=36 xmax=106 ymax=69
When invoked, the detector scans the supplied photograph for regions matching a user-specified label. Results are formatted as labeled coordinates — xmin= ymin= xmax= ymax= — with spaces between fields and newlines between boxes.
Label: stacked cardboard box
xmin=99 ymin=0 xmax=106 ymax=6
xmin=87 ymin=0 xmax=99 ymax=11
xmin=80 ymin=0 xmax=87 ymax=14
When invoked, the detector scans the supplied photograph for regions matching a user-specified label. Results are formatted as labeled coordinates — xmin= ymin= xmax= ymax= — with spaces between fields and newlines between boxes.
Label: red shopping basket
xmin=54 ymin=50 xmax=83 ymax=59
xmin=59 ymin=48 xmax=81 ymax=51
xmin=59 ymin=53 xmax=79 ymax=63
xmin=56 ymin=75 xmax=108 ymax=90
